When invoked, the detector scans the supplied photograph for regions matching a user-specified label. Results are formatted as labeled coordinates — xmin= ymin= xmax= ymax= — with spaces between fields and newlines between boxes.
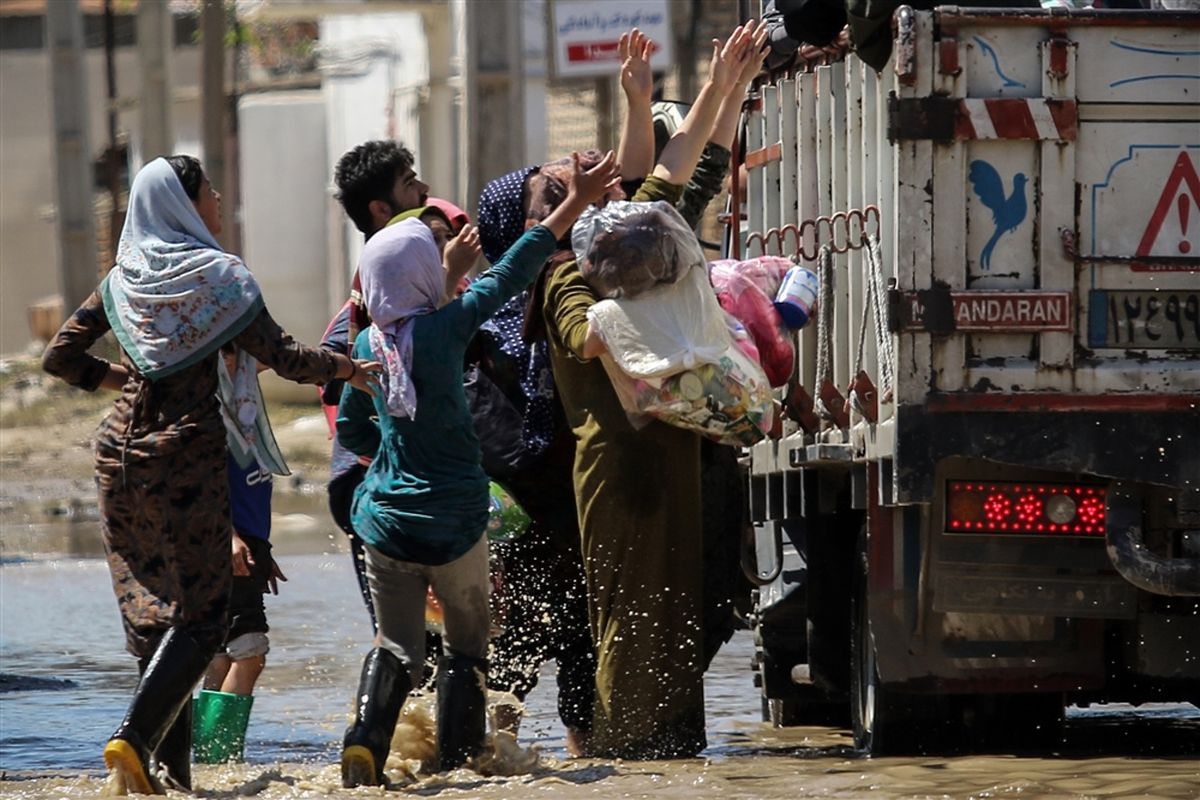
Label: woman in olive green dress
xmin=535 ymin=24 xmax=765 ymax=759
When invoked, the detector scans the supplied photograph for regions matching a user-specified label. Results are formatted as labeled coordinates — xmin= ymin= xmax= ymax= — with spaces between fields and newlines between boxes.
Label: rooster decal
xmin=968 ymin=160 xmax=1028 ymax=270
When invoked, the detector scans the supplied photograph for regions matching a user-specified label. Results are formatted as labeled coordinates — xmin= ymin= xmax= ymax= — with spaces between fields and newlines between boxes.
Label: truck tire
xmin=850 ymin=521 xmax=904 ymax=753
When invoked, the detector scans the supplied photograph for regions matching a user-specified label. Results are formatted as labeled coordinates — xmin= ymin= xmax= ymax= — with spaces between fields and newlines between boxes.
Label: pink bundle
xmin=708 ymin=257 xmax=795 ymax=387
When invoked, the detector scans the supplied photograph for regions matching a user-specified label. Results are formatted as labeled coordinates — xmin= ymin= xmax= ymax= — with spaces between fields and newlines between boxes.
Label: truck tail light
xmin=946 ymin=481 xmax=1106 ymax=536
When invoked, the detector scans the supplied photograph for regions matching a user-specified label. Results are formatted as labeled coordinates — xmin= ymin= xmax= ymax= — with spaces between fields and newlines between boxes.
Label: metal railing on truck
xmin=737 ymin=6 xmax=1200 ymax=506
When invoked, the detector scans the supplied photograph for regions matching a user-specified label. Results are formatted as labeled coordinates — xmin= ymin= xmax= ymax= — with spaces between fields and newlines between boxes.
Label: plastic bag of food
xmin=597 ymin=343 xmax=774 ymax=447
xmin=572 ymin=200 xmax=706 ymax=299
xmin=587 ymin=266 xmax=733 ymax=379
xmin=486 ymin=481 xmax=530 ymax=542
xmin=708 ymin=260 xmax=795 ymax=387
xmin=586 ymin=263 xmax=774 ymax=444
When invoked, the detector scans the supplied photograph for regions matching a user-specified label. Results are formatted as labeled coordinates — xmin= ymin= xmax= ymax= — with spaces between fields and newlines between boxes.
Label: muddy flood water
xmin=2 ymin=494 xmax=1198 ymax=799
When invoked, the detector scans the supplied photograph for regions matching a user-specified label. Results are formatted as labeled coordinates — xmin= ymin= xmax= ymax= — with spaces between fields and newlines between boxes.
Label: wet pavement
xmin=1 ymin=498 xmax=1198 ymax=798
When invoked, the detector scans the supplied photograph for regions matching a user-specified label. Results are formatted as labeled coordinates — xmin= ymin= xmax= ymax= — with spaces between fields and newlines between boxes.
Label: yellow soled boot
xmin=103 ymin=738 xmax=165 ymax=796
xmin=105 ymin=628 xmax=211 ymax=795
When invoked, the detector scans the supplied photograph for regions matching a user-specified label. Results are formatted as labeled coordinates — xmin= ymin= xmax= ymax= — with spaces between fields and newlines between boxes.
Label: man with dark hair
xmin=333 ymin=140 xmax=429 ymax=238
xmin=323 ymin=141 xmax=433 ymax=630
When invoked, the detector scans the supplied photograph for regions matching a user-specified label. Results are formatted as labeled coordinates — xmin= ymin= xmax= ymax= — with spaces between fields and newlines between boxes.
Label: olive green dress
xmin=541 ymin=177 xmax=706 ymax=759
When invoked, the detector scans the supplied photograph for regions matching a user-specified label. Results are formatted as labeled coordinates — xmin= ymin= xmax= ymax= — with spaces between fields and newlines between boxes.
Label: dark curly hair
xmin=165 ymin=154 xmax=204 ymax=200
xmin=334 ymin=140 xmax=415 ymax=235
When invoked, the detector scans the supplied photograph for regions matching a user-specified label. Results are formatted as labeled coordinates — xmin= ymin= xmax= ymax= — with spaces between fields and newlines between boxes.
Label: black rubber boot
xmin=153 ymin=695 xmax=192 ymax=790
xmin=104 ymin=628 xmax=211 ymax=795
xmin=341 ymin=648 xmax=411 ymax=788
xmin=436 ymin=654 xmax=488 ymax=772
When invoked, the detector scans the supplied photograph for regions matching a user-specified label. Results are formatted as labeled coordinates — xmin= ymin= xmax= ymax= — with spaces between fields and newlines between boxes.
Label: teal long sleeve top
xmin=336 ymin=225 xmax=558 ymax=565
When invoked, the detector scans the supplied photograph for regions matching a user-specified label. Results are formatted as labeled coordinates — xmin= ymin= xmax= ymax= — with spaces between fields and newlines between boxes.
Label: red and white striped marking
xmin=955 ymin=98 xmax=1077 ymax=141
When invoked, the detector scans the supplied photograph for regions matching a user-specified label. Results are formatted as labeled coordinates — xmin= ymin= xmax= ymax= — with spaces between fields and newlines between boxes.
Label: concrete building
xmin=0 ymin=3 xmax=203 ymax=355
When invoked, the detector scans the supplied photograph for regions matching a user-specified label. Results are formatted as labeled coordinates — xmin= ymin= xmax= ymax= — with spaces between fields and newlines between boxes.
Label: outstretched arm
xmin=616 ymin=28 xmax=655 ymax=181
xmin=709 ymin=23 xmax=768 ymax=152
xmin=652 ymin=20 xmax=763 ymax=187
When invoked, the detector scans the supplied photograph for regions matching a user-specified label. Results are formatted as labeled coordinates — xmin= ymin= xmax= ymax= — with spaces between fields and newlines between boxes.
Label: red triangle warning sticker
xmin=1133 ymin=150 xmax=1200 ymax=272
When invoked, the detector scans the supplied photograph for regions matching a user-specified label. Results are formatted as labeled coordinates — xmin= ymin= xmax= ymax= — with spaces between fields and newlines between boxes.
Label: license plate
xmin=1088 ymin=289 xmax=1200 ymax=349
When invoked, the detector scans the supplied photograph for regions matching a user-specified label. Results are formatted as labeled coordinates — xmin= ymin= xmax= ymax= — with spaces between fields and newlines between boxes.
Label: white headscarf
xmin=101 ymin=157 xmax=263 ymax=378
xmin=359 ymin=218 xmax=445 ymax=418
xmin=101 ymin=157 xmax=287 ymax=474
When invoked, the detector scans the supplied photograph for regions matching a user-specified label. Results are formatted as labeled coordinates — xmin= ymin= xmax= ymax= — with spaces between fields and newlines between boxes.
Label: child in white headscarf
xmin=334 ymin=152 xmax=621 ymax=786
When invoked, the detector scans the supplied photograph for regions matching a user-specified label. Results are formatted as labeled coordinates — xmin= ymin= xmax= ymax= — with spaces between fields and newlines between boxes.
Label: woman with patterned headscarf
xmin=42 ymin=156 xmax=380 ymax=794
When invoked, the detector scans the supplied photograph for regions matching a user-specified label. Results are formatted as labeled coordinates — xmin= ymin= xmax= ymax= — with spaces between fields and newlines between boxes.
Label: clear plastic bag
xmin=572 ymin=200 xmax=707 ymax=299
xmin=587 ymin=268 xmax=774 ymax=446
xmin=597 ymin=344 xmax=774 ymax=447
xmin=587 ymin=267 xmax=733 ymax=379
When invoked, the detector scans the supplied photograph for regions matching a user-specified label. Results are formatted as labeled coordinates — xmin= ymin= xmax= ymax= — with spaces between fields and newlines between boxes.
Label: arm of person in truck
xmin=652 ymin=21 xmax=765 ymax=188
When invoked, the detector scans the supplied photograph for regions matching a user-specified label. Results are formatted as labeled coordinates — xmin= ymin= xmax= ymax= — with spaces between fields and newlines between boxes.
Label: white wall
xmin=318 ymin=12 xmax=428 ymax=299
xmin=237 ymin=91 xmax=331 ymax=401
xmin=0 ymin=42 xmax=202 ymax=356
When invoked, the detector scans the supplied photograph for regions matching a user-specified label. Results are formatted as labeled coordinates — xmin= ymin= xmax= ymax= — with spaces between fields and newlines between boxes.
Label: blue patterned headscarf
xmin=101 ymin=158 xmax=263 ymax=378
xmin=476 ymin=165 xmax=559 ymax=459
xmin=477 ymin=165 xmax=538 ymax=265
xmin=101 ymin=157 xmax=289 ymax=474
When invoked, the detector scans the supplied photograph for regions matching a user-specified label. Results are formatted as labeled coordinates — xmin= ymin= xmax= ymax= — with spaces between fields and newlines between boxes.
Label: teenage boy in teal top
xmin=333 ymin=151 xmax=621 ymax=787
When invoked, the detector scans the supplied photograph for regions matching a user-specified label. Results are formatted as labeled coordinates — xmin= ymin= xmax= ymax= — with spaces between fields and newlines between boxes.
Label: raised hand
xmin=736 ymin=20 xmax=769 ymax=88
xmin=567 ymin=150 xmax=623 ymax=206
xmin=619 ymin=28 xmax=655 ymax=106
xmin=541 ymin=151 xmax=623 ymax=240
xmin=709 ymin=20 xmax=762 ymax=95
xmin=444 ymin=223 xmax=481 ymax=284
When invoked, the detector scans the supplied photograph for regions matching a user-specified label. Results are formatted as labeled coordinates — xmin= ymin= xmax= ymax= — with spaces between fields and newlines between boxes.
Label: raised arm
xmin=652 ymin=20 xmax=763 ymax=187
xmin=541 ymin=150 xmax=622 ymax=241
xmin=456 ymin=152 xmax=622 ymax=333
xmin=616 ymin=29 xmax=655 ymax=182
xmin=442 ymin=223 xmax=482 ymax=303
xmin=709 ymin=23 xmax=768 ymax=152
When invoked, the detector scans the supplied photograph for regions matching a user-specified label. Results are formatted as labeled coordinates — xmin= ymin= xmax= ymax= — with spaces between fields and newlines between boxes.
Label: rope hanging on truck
xmin=857 ymin=233 xmax=895 ymax=402
xmin=814 ymin=245 xmax=837 ymax=422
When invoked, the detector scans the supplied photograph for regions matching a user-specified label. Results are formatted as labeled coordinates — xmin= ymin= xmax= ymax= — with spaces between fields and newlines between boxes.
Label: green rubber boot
xmin=192 ymin=689 xmax=254 ymax=764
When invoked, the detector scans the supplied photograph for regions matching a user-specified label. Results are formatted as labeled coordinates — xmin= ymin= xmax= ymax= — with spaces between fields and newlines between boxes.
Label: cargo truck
xmin=737 ymin=5 xmax=1200 ymax=753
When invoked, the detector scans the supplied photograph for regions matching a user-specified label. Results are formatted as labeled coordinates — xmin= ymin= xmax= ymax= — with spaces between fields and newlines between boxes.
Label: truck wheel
xmin=850 ymin=521 xmax=900 ymax=753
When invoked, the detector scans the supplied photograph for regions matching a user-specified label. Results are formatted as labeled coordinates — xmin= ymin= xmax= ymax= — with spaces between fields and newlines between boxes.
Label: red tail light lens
xmin=946 ymin=482 xmax=1106 ymax=535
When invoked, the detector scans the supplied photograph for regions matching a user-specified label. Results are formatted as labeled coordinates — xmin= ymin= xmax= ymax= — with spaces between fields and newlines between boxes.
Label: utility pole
xmin=102 ymin=0 xmax=124 ymax=254
xmin=461 ymin=0 xmax=526 ymax=213
xmin=594 ymin=77 xmax=617 ymax=153
xmin=201 ymin=0 xmax=230 ymax=247
xmin=46 ymin=0 xmax=98 ymax=313
xmin=420 ymin=6 xmax=458 ymax=206
xmin=138 ymin=0 xmax=174 ymax=160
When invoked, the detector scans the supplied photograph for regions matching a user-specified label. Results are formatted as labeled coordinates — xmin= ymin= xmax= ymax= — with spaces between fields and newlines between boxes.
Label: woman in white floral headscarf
xmin=43 ymin=155 xmax=379 ymax=795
